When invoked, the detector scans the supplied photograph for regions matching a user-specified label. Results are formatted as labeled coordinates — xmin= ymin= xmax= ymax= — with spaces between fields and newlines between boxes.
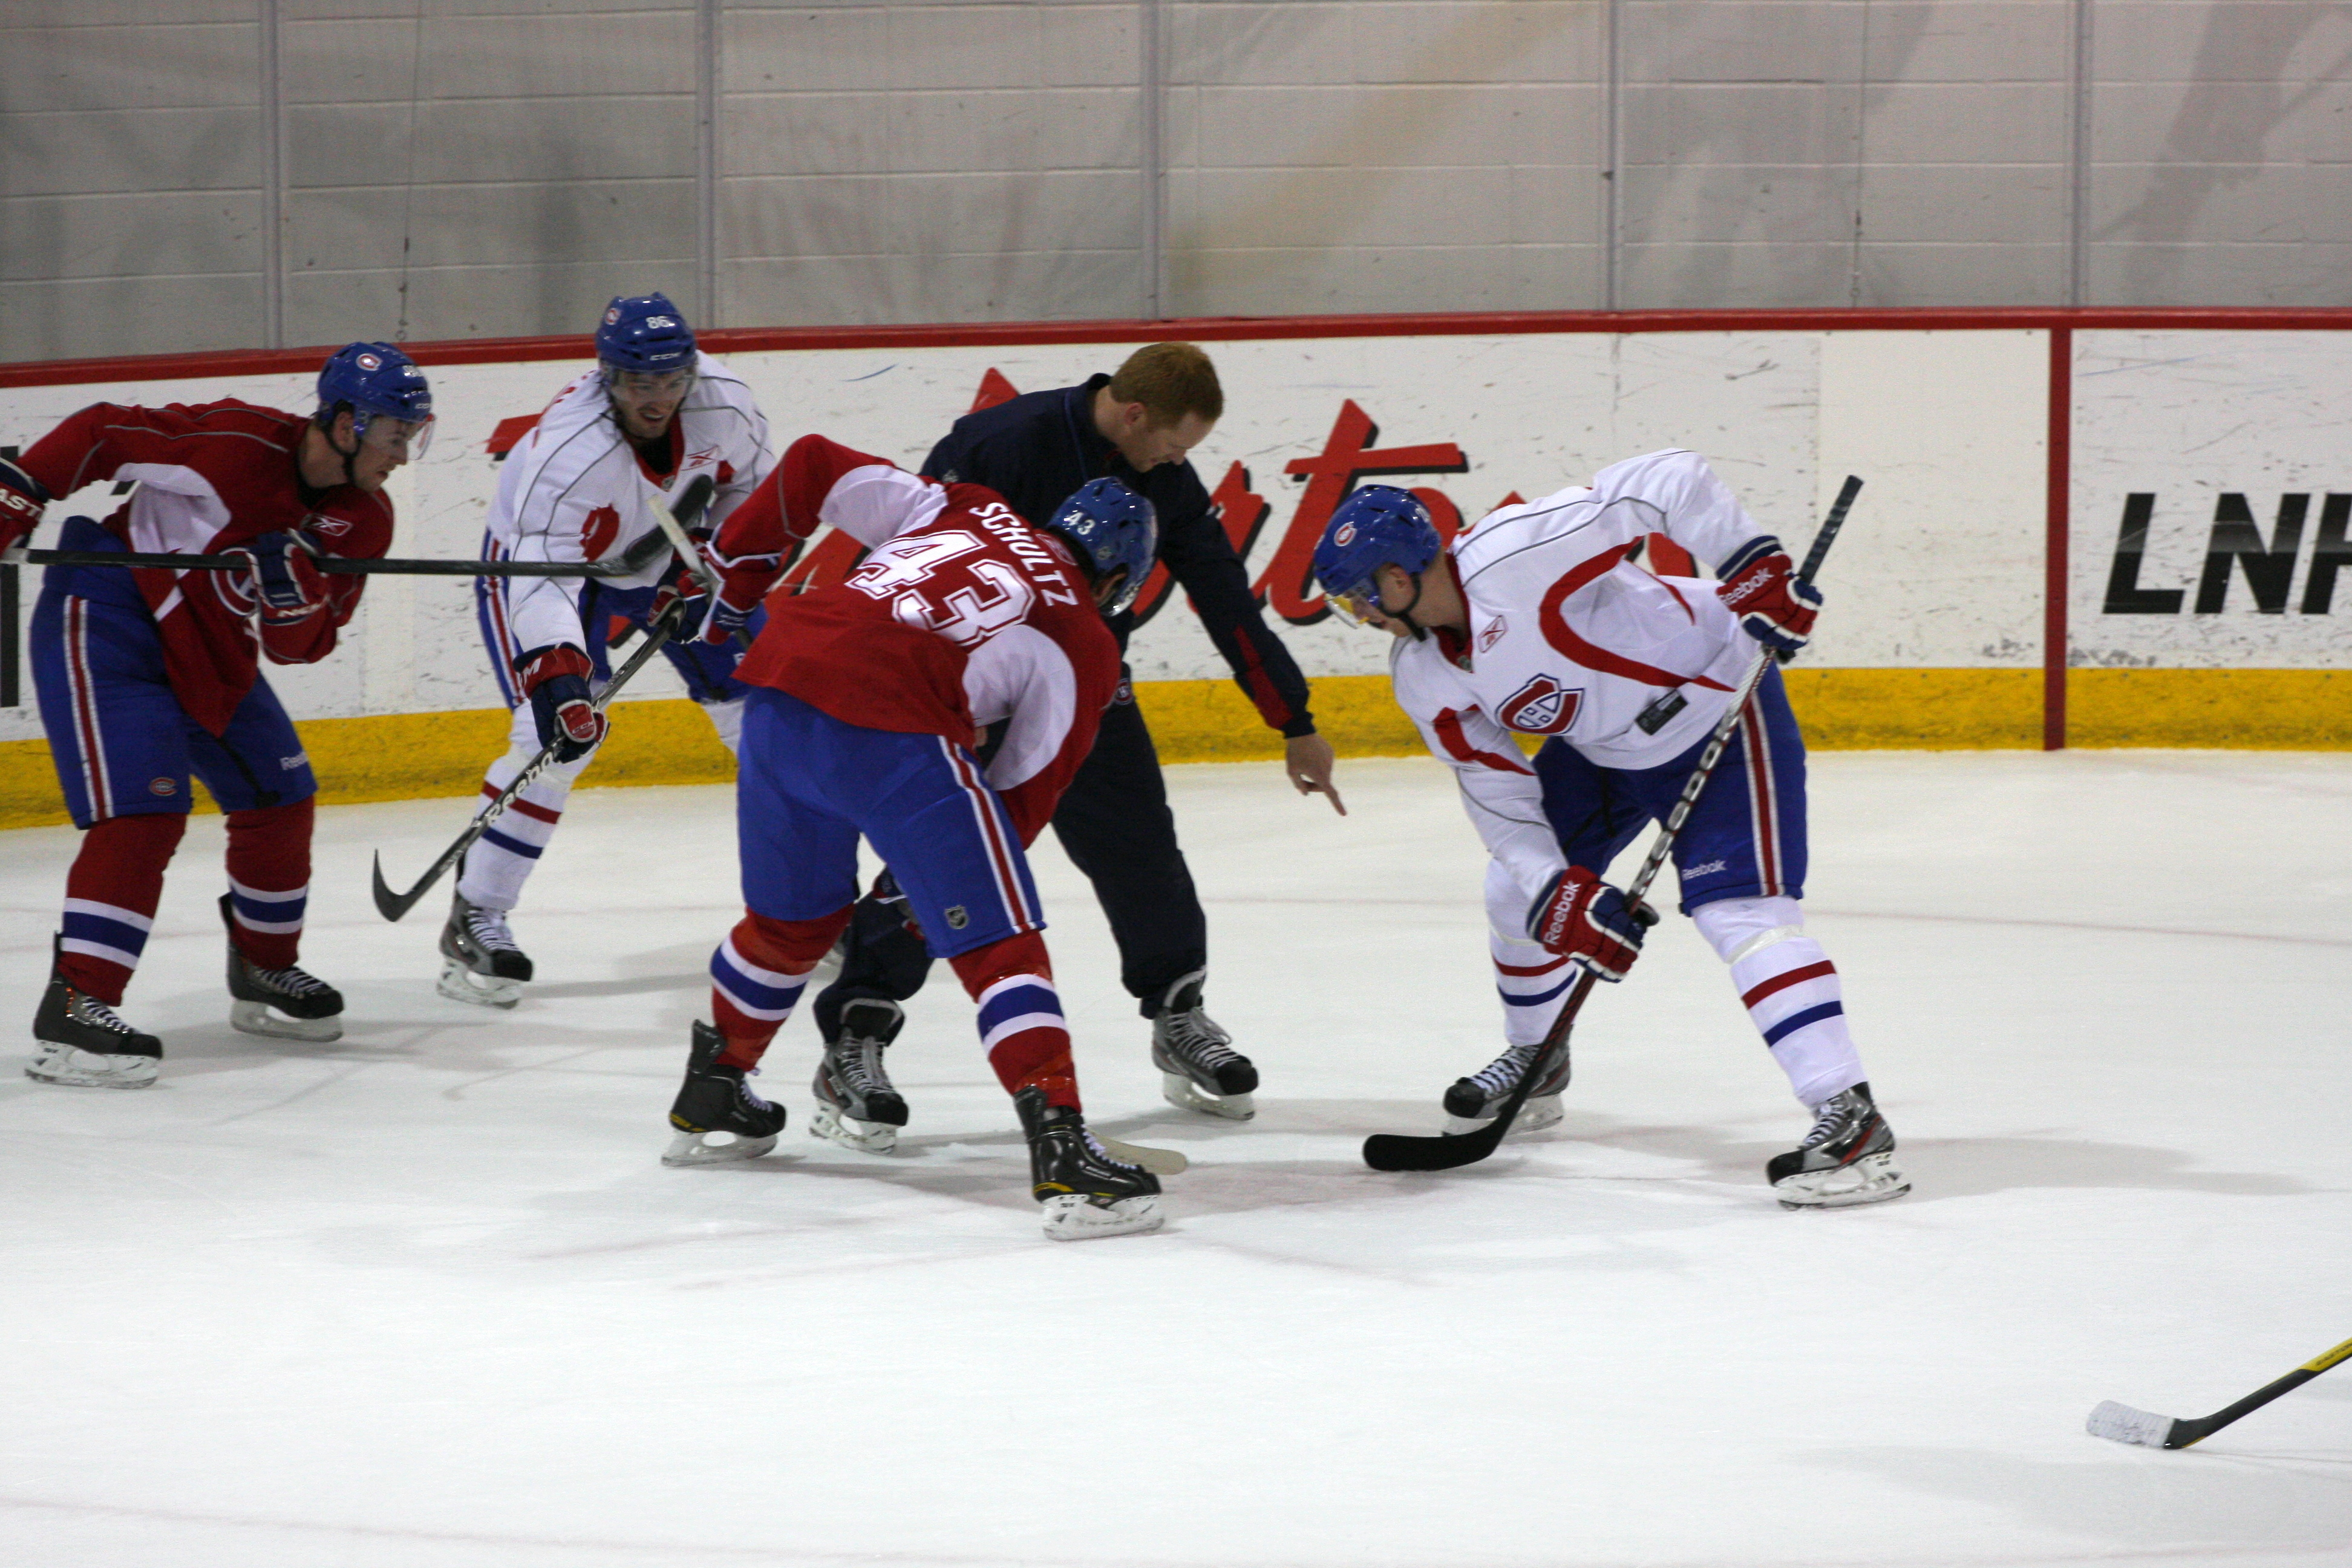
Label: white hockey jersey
xmin=1391 ymin=448 xmax=1782 ymax=906
xmin=485 ymin=352 xmax=773 ymax=656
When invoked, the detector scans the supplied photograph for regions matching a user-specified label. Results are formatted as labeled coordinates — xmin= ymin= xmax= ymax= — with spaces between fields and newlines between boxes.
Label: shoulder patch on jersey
xmin=1498 ymin=673 xmax=1583 ymax=735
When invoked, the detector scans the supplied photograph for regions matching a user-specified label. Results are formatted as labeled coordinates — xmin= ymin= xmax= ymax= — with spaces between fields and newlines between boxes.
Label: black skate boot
xmin=220 ymin=893 xmax=344 ymax=1042
xmin=1442 ymin=1031 xmax=1570 ymax=1135
xmin=1149 ymin=969 xmax=1256 ymax=1120
xmin=437 ymin=892 xmax=532 ymax=1009
xmin=664 ymin=1021 xmax=788 ymax=1166
xmin=1767 ymin=1081 xmax=1909 ymax=1209
xmin=28 ymin=936 xmax=162 ymax=1089
xmin=1013 ymin=1085 xmax=1163 ymax=1241
xmin=810 ymin=998 xmax=910 ymax=1154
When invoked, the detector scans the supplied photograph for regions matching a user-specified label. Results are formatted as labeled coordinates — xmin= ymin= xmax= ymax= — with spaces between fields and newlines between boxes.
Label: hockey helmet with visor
xmin=316 ymin=342 xmax=435 ymax=460
xmin=1044 ymin=478 xmax=1158 ymax=615
xmin=1315 ymin=485 xmax=1442 ymax=627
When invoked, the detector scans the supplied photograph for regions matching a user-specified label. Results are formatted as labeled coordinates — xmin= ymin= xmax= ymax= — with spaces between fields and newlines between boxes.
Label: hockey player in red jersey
xmin=1 ymin=343 xmax=434 ymax=1088
xmin=658 ymin=433 xmax=1168 ymax=1240
xmin=1314 ymin=453 xmax=1907 ymax=1209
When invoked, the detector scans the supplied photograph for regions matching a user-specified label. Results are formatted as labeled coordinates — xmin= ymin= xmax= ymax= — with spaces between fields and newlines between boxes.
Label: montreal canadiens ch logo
xmin=355 ymin=352 xmax=381 ymax=371
xmin=604 ymin=306 xmax=622 ymax=325
xmin=1333 ymin=521 xmax=1357 ymax=546
xmin=1499 ymin=674 xmax=1583 ymax=734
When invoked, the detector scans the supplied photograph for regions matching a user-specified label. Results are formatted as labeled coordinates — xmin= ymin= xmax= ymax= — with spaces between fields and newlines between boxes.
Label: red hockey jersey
xmin=726 ymin=435 xmax=1122 ymax=843
xmin=19 ymin=399 xmax=393 ymax=734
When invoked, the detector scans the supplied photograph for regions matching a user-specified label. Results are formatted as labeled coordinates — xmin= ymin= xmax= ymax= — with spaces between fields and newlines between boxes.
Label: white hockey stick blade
xmin=1100 ymin=1137 xmax=1187 ymax=1175
xmin=2086 ymin=1400 xmax=2178 ymax=1448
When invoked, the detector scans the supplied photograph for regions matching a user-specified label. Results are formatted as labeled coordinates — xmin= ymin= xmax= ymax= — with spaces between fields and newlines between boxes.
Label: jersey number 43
xmin=846 ymin=529 xmax=1034 ymax=648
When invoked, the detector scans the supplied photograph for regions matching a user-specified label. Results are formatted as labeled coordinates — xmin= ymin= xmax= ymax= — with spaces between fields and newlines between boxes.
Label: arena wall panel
xmin=0 ymin=309 xmax=2344 ymax=829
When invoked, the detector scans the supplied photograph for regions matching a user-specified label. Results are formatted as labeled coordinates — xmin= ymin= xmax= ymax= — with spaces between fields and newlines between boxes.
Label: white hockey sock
xmin=1692 ymin=897 xmax=1866 ymax=1108
xmin=454 ymin=728 xmax=591 ymax=912
xmin=1487 ymin=861 xmax=1574 ymax=1047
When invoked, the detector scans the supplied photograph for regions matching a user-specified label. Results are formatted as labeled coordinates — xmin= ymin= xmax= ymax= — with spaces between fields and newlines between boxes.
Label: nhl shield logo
xmin=944 ymin=906 xmax=970 ymax=930
xmin=1498 ymin=674 xmax=1583 ymax=734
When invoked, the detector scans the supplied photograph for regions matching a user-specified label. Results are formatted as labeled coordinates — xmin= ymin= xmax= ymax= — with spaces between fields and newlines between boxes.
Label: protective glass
xmin=1319 ymin=577 xmax=1383 ymax=627
xmin=352 ymin=410 xmax=434 ymax=460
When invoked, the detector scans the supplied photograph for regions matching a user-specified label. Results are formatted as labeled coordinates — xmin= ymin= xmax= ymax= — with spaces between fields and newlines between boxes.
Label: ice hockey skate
xmin=1014 ymin=1085 xmax=1163 ymax=1241
xmin=1442 ymin=1033 xmax=1570 ymax=1135
xmin=809 ymin=998 xmax=910 ymax=1154
xmin=219 ymin=894 xmax=343 ymax=1042
xmin=664 ymin=1021 xmax=788 ymax=1166
xmin=438 ymin=892 xmax=533 ymax=1008
xmin=1149 ymin=969 xmax=1256 ymax=1120
xmin=1767 ymin=1081 xmax=1909 ymax=1209
xmin=27 ymin=938 xmax=162 ymax=1089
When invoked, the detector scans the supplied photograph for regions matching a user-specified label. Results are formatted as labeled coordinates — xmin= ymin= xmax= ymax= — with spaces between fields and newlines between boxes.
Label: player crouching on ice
xmin=1312 ymin=454 xmax=1907 ymax=1208
xmin=1 ymin=344 xmax=433 ymax=1087
xmin=659 ymin=433 xmax=1168 ymax=1241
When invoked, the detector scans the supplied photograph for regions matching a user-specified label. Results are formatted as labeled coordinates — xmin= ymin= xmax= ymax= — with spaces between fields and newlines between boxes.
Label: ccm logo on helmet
xmin=1499 ymin=674 xmax=1583 ymax=734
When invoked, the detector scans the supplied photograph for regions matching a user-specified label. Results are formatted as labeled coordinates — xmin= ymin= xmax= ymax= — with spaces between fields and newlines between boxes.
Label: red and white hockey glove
xmin=647 ymin=561 xmax=710 ymax=640
xmin=0 ymin=457 xmax=49 ymax=553
xmin=1716 ymin=536 xmax=1821 ymax=655
xmin=512 ymin=644 xmax=607 ymax=763
xmin=221 ymin=531 xmax=330 ymax=624
xmin=1526 ymin=866 xmax=1654 ymax=982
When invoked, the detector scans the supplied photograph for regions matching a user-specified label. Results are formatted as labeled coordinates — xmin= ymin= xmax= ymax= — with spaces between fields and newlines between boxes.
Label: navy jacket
xmin=921 ymin=374 xmax=1315 ymax=737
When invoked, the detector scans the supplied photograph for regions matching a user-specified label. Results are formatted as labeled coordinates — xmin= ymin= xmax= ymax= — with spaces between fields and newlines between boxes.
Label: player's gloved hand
xmin=513 ymin=644 xmax=607 ymax=763
xmin=1526 ymin=866 xmax=1655 ymax=982
xmin=0 ymin=457 xmax=50 ymax=553
xmin=224 ymin=531 xmax=329 ymax=624
xmin=695 ymin=583 xmax=759 ymax=647
xmin=648 ymin=564 xmax=708 ymax=639
xmin=1716 ymin=535 xmax=1821 ymax=654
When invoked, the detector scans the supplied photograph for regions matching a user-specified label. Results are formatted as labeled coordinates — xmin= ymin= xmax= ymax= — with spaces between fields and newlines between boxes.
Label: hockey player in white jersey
xmin=1313 ymin=451 xmax=1906 ymax=1208
xmin=440 ymin=293 xmax=774 ymax=1005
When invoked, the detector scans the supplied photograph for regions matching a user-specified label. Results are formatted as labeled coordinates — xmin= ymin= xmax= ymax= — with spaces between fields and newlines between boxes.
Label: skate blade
xmin=2086 ymin=1401 xmax=2176 ymax=1448
xmin=662 ymin=1129 xmax=780 ymax=1167
xmin=437 ymin=959 xmax=521 ymax=1010
xmin=25 ymin=1043 xmax=159 ymax=1089
xmin=1159 ymin=1071 xmax=1254 ymax=1122
xmin=1039 ymin=1192 xmax=1164 ymax=1241
xmin=1774 ymin=1150 xmax=1910 ymax=1209
xmin=1442 ymin=1094 xmax=1564 ymax=1138
xmin=808 ymin=1103 xmax=897 ymax=1154
xmin=230 ymin=1000 xmax=342 ymax=1043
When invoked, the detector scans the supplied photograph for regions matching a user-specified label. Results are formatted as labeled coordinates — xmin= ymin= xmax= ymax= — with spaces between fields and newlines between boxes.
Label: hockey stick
xmin=368 ymin=481 xmax=717 ymax=923
xmin=13 ymin=549 xmax=632 ymax=577
xmin=1362 ymin=475 xmax=1863 ymax=1175
xmin=1100 ymin=1137 xmax=1187 ymax=1175
xmin=636 ymin=478 xmax=753 ymax=651
xmin=2088 ymin=1334 xmax=2352 ymax=1450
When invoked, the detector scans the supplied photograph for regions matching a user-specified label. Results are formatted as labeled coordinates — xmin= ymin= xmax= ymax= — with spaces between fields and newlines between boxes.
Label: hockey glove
xmin=647 ymin=564 xmax=708 ymax=640
xmin=0 ymin=456 xmax=49 ymax=553
xmin=513 ymin=644 xmax=607 ymax=763
xmin=694 ymin=584 xmax=760 ymax=647
xmin=1526 ymin=866 xmax=1654 ymax=982
xmin=1716 ymin=536 xmax=1821 ymax=654
xmin=222 ymin=531 xmax=329 ymax=624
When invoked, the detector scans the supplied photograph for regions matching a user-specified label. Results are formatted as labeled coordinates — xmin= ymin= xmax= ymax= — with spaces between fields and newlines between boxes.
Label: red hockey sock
xmin=708 ymin=907 xmax=848 ymax=1070
xmin=950 ymin=933 xmax=1078 ymax=1111
xmin=223 ymin=798 xmax=313 ymax=970
xmin=60 ymin=813 xmax=187 ymax=1004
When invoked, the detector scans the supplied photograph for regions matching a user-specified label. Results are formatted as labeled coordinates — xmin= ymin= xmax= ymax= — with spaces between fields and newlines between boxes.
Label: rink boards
xmin=0 ymin=315 xmax=2347 ymax=823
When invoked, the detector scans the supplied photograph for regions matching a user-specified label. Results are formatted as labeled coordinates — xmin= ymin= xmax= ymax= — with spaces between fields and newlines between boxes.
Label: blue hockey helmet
xmin=1044 ymin=478 xmax=1158 ymax=615
xmin=596 ymin=293 xmax=697 ymax=379
xmin=1314 ymin=485 xmax=1441 ymax=623
xmin=315 ymin=341 xmax=434 ymax=458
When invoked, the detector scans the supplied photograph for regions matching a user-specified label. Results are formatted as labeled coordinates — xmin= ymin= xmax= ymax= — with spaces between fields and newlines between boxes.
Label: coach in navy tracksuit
xmin=808 ymin=343 xmax=1339 ymax=1128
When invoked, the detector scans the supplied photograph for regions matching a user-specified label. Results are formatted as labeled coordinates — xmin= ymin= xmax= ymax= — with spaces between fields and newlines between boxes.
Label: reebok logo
xmin=280 ymin=753 xmax=309 ymax=771
xmin=1684 ymin=859 xmax=1728 ymax=877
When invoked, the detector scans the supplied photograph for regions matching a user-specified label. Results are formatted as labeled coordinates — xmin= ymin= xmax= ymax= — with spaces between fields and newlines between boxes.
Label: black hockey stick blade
xmin=2088 ymin=1333 xmax=2352 ymax=1449
xmin=371 ymin=849 xmax=431 ymax=923
xmin=1364 ymin=970 xmax=1594 ymax=1172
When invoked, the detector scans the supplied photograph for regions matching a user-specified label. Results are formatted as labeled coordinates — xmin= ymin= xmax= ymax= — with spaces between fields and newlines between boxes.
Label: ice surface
xmin=2 ymin=751 xmax=2347 ymax=1567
